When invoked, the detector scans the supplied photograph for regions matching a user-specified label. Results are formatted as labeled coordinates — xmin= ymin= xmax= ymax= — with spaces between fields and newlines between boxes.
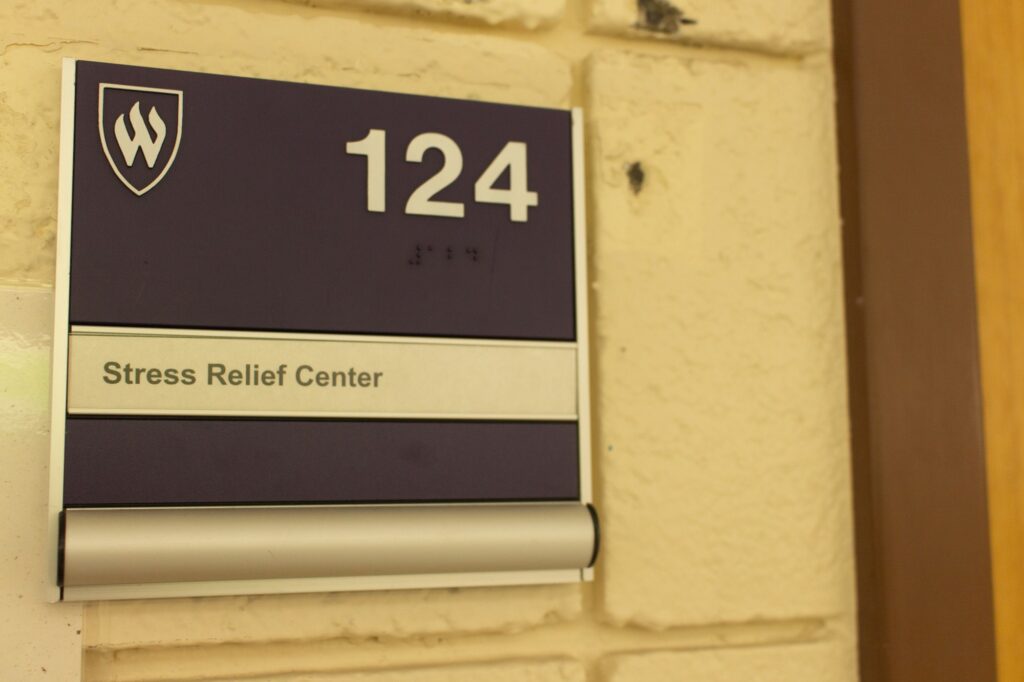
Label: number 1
xmin=346 ymin=129 xmax=386 ymax=213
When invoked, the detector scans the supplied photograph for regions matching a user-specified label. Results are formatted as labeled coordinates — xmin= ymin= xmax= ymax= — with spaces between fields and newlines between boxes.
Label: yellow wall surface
xmin=962 ymin=0 xmax=1024 ymax=679
xmin=0 ymin=0 xmax=857 ymax=680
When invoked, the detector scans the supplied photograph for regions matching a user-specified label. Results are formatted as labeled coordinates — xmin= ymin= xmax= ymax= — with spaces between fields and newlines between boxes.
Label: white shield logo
xmin=99 ymin=83 xmax=183 ymax=196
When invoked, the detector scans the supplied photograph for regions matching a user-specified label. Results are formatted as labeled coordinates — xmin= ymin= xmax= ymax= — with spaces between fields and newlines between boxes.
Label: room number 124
xmin=345 ymin=130 xmax=539 ymax=223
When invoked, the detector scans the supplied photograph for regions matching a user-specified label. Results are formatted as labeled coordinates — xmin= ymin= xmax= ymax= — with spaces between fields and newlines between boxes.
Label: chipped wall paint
xmin=0 ymin=287 xmax=82 ymax=681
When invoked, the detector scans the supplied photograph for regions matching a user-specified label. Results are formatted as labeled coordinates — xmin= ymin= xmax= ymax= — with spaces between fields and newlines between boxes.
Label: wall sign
xmin=49 ymin=59 xmax=596 ymax=601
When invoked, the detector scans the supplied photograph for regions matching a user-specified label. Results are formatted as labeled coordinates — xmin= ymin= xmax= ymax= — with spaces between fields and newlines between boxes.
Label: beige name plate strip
xmin=67 ymin=326 xmax=578 ymax=419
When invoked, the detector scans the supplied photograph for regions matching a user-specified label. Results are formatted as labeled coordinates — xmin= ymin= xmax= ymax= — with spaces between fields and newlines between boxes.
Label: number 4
xmin=474 ymin=142 xmax=538 ymax=223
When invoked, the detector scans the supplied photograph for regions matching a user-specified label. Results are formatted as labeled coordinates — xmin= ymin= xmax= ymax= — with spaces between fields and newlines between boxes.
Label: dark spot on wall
xmin=636 ymin=0 xmax=697 ymax=34
xmin=627 ymin=162 xmax=645 ymax=194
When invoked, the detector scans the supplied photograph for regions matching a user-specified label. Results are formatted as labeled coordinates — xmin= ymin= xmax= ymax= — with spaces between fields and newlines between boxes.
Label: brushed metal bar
xmin=62 ymin=504 xmax=597 ymax=587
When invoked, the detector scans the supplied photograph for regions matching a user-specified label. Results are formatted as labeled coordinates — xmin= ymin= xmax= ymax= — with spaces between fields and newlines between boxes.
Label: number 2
xmin=405 ymin=133 xmax=465 ymax=218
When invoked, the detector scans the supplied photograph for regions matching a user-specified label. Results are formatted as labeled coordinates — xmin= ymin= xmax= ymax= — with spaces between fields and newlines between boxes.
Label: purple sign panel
xmin=70 ymin=61 xmax=576 ymax=340
xmin=55 ymin=60 xmax=588 ymax=509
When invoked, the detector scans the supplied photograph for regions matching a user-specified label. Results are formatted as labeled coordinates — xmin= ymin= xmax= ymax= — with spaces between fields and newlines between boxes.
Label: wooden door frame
xmin=831 ymin=0 xmax=999 ymax=680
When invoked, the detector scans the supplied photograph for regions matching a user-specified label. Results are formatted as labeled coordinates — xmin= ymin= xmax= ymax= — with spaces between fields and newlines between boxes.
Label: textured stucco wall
xmin=0 ymin=0 xmax=856 ymax=680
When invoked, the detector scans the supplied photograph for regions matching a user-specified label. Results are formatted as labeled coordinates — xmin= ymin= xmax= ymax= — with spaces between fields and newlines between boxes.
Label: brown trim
xmin=831 ymin=1 xmax=998 ymax=680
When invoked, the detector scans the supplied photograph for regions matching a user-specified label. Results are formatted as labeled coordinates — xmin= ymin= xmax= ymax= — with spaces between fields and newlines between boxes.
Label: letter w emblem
xmin=114 ymin=101 xmax=167 ymax=168
xmin=99 ymin=83 xmax=183 ymax=196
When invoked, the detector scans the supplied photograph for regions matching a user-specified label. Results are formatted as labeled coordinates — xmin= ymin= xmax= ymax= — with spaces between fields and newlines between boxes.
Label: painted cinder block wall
xmin=0 ymin=0 xmax=857 ymax=680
